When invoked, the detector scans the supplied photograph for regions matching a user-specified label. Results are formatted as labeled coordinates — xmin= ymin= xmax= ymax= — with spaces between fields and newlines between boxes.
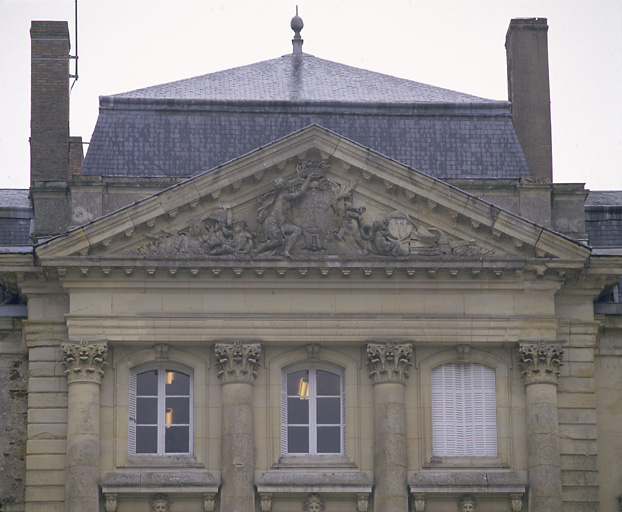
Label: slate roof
xmin=82 ymin=54 xmax=529 ymax=180
xmin=111 ymin=55 xmax=491 ymax=104
xmin=0 ymin=190 xmax=32 ymax=246
xmin=585 ymin=191 xmax=622 ymax=249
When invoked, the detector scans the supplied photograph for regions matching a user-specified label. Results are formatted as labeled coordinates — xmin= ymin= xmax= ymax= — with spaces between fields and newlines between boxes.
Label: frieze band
xmin=121 ymin=160 xmax=492 ymax=260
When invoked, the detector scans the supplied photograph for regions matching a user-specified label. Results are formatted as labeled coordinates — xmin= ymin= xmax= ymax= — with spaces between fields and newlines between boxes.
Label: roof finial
xmin=291 ymin=6 xmax=304 ymax=55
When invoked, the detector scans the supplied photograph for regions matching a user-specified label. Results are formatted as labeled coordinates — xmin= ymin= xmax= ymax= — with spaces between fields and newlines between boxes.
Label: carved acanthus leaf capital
xmin=366 ymin=342 xmax=413 ymax=383
xmin=215 ymin=341 xmax=261 ymax=383
xmin=61 ymin=341 xmax=108 ymax=384
xmin=518 ymin=341 xmax=564 ymax=385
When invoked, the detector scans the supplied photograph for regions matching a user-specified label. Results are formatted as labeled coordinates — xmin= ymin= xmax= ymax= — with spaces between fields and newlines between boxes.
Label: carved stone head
xmin=150 ymin=494 xmax=169 ymax=512
xmin=303 ymin=493 xmax=325 ymax=512
xmin=459 ymin=495 xmax=477 ymax=512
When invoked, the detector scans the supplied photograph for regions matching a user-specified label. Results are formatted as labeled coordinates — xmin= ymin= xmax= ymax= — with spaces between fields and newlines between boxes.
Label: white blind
xmin=128 ymin=366 xmax=137 ymax=455
xmin=432 ymin=363 xmax=497 ymax=457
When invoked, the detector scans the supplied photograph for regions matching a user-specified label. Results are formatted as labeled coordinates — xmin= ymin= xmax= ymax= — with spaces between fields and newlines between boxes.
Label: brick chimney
xmin=505 ymin=18 xmax=553 ymax=182
xmin=29 ymin=21 xmax=76 ymax=239
xmin=30 ymin=21 xmax=71 ymax=183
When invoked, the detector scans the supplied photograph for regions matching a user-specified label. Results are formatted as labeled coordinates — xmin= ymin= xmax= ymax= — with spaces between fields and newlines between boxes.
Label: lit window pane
xmin=316 ymin=370 xmax=340 ymax=395
xmin=165 ymin=370 xmax=189 ymax=395
xmin=136 ymin=426 xmax=157 ymax=453
xmin=288 ymin=426 xmax=309 ymax=453
xmin=137 ymin=370 xmax=158 ymax=395
xmin=317 ymin=426 xmax=340 ymax=453
xmin=165 ymin=426 xmax=189 ymax=453
xmin=165 ymin=397 xmax=189 ymax=424
xmin=287 ymin=370 xmax=309 ymax=396
xmin=136 ymin=397 xmax=157 ymax=424
xmin=287 ymin=397 xmax=309 ymax=424
xmin=317 ymin=397 xmax=340 ymax=424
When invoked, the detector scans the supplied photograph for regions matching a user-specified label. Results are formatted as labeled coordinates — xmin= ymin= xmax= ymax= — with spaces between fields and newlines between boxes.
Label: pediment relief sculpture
xmin=120 ymin=160 xmax=495 ymax=261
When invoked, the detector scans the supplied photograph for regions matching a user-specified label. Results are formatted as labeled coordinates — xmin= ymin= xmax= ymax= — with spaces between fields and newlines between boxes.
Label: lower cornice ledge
xmin=408 ymin=470 xmax=527 ymax=495
xmin=101 ymin=470 xmax=220 ymax=495
xmin=256 ymin=469 xmax=372 ymax=495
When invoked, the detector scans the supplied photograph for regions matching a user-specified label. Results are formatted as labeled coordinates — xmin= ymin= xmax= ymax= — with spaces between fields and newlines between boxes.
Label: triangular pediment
xmin=37 ymin=125 xmax=589 ymax=272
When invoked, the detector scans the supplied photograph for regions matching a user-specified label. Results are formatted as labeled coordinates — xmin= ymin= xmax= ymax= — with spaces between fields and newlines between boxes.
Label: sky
xmin=1 ymin=0 xmax=621 ymax=190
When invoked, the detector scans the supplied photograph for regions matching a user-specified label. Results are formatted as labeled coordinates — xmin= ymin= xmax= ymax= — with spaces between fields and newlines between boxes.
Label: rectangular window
xmin=431 ymin=363 xmax=497 ymax=457
xmin=129 ymin=365 xmax=192 ymax=455
xmin=282 ymin=365 xmax=345 ymax=455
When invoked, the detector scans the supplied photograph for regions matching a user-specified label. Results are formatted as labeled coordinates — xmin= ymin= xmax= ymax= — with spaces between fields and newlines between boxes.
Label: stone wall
xmin=0 ymin=318 xmax=28 ymax=512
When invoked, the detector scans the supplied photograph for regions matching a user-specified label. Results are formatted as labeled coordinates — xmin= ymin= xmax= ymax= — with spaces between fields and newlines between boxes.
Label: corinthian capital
xmin=366 ymin=341 xmax=413 ymax=383
xmin=214 ymin=341 xmax=261 ymax=383
xmin=61 ymin=341 xmax=108 ymax=384
xmin=518 ymin=341 xmax=563 ymax=385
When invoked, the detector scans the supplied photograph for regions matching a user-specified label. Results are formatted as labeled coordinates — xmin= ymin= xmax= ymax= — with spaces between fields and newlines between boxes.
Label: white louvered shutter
xmin=128 ymin=366 xmax=137 ymax=455
xmin=281 ymin=367 xmax=288 ymax=455
xmin=432 ymin=363 xmax=497 ymax=457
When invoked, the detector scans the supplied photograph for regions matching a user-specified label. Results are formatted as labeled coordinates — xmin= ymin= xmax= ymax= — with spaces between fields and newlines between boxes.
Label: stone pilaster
xmin=215 ymin=341 xmax=261 ymax=512
xmin=61 ymin=341 xmax=108 ymax=512
xmin=518 ymin=341 xmax=563 ymax=512
xmin=366 ymin=342 xmax=413 ymax=512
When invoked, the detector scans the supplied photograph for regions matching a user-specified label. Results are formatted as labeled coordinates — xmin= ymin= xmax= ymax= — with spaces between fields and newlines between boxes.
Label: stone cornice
xmin=214 ymin=341 xmax=261 ymax=383
xmin=61 ymin=340 xmax=108 ymax=384
xmin=517 ymin=341 xmax=564 ymax=385
xmin=366 ymin=341 xmax=413 ymax=383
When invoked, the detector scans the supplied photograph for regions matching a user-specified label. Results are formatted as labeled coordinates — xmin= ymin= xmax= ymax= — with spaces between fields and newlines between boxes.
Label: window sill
xmin=276 ymin=454 xmax=356 ymax=468
xmin=423 ymin=456 xmax=509 ymax=469
xmin=125 ymin=455 xmax=203 ymax=468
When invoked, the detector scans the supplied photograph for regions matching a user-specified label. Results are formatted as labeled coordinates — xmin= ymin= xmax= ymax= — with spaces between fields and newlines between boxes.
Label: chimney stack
xmin=505 ymin=18 xmax=553 ymax=182
xmin=30 ymin=21 xmax=71 ymax=183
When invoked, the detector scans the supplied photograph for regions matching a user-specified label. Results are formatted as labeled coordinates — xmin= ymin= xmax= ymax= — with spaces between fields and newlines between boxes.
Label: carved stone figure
xmin=458 ymin=495 xmax=477 ymax=512
xmin=150 ymin=494 xmax=170 ymax=512
xmin=202 ymin=492 xmax=216 ymax=512
xmin=259 ymin=492 xmax=272 ymax=511
xmin=104 ymin=493 xmax=118 ymax=512
xmin=356 ymin=493 xmax=369 ymax=512
xmin=255 ymin=173 xmax=314 ymax=257
xmin=412 ymin=493 xmax=426 ymax=512
xmin=510 ymin=493 xmax=523 ymax=512
xmin=205 ymin=206 xmax=254 ymax=256
xmin=303 ymin=493 xmax=325 ymax=512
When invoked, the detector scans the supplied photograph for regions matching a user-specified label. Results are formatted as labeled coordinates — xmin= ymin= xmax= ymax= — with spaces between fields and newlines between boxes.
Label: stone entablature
xmin=61 ymin=340 xmax=108 ymax=383
xmin=517 ymin=340 xmax=564 ymax=384
xmin=366 ymin=341 xmax=413 ymax=383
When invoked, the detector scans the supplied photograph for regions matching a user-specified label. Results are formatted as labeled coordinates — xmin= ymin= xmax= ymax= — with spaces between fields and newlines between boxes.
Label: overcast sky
xmin=1 ymin=0 xmax=621 ymax=190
